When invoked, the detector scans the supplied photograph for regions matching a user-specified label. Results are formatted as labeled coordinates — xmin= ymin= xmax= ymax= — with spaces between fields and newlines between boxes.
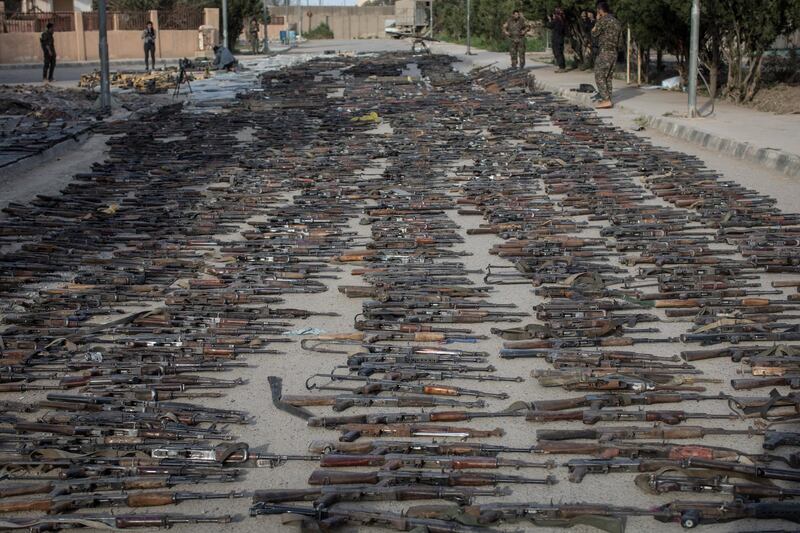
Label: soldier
xmin=591 ymin=1 xmax=622 ymax=109
xmin=40 ymin=22 xmax=56 ymax=84
xmin=502 ymin=10 xmax=531 ymax=70
xmin=249 ymin=19 xmax=260 ymax=54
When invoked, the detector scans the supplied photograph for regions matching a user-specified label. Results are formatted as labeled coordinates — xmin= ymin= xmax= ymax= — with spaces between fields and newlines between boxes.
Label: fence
xmin=159 ymin=7 xmax=203 ymax=30
xmin=1 ymin=11 xmax=74 ymax=32
xmin=80 ymin=12 xmax=110 ymax=31
xmin=0 ymin=7 xmax=220 ymax=64
xmin=1 ymin=8 xmax=201 ymax=33
xmin=81 ymin=11 xmax=151 ymax=31
xmin=115 ymin=11 xmax=150 ymax=30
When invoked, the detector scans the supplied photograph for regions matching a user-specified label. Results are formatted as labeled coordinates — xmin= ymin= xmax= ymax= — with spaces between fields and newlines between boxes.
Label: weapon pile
xmin=0 ymin=85 xmax=97 ymax=168
xmin=1 ymin=51 xmax=799 ymax=532
xmin=78 ymin=66 xmax=211 ymax=95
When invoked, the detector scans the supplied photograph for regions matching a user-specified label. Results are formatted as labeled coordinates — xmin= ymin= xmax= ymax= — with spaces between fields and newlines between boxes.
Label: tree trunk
xmin=709 ymin=27 xmax=721 ymax=99
xmin=723 ymin=31 xmax=744 ymax=102
xmin=743 ymin=52 xmax=764 ymax=102
xmin=641 ymin=47 xmax=651 ymax=83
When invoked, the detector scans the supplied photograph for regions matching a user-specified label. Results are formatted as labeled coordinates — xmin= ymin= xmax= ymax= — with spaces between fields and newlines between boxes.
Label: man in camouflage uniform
xmin=502 ymin=10 xmax=531 ymax=70
xmin=249 ymin=19 xmax=260 ymax=55
xmin=591 ymin=1 xmax=622 ymax=108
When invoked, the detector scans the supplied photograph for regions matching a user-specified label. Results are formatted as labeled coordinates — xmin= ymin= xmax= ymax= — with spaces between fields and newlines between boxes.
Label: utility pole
xmin=297 ymin=0 xmax=302 ymax=39
xmin=626 ymin=26 xmax=631 ymax=85
xmin=687 ymin=0 xmax=700 ymax=117
xmin=221 ymin=0 xmax=229 ymax=48
xmin=466 ymin=0 xmax=472 ymax=55
xmin=284 ymin=0 xmax=290 ymax=47
xmin=261 ymin=0 xmax=270 ymax=53
xmin=429 ymin=0 xmax=433 ymax=39
xmin=97 ymin=0 xmax=111 ymax=113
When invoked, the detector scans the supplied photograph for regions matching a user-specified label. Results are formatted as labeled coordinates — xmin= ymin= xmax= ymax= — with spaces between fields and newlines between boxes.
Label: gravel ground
xmin=2 ymin=41 xmax=799 ymax=533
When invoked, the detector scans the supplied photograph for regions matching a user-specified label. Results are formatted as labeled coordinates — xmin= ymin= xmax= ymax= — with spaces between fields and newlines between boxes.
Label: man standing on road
xmin=249 ymin=19 xmax=260 ymax=54
xmin=547 ymin=8 xmax=567 ymax=72
xmin=591 ymin=1 xmax=622 ymax=109
xmin=142 ymin=21 xmax=156 ymax=72
xmin=502 ymin=10 xmax=531 ymax=70
xmin=40 ymin=22 xmax=56 ymax=84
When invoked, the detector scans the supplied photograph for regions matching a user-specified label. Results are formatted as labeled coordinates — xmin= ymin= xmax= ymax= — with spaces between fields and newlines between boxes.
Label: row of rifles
xmin=0 ymin=52 xmax=799 ymax=532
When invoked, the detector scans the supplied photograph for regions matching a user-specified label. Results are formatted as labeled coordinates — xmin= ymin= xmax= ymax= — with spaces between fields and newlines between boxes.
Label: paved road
xmin=0 ymin=60 xmax=179 ymax=85
xmin=0 ymin=39 xmax=411 ymax=85
xmin=0 ymin=65 xmax=99 ymax=84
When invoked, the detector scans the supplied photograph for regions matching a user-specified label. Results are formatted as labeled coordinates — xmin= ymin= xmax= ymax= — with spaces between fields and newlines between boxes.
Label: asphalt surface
xmin=0 ymin=63 xmax=151 ymax=84
xmin=0 ymin=39 xmax=411 ymax=85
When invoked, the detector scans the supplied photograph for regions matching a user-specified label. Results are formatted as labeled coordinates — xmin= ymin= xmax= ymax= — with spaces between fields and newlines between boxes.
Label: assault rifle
xmin=537 ymin=425 xmax=761 ymax=442
xmin=525 ymin=409 xmax=737 ymax=425
xmin=318 ymin=453 xmax=555 ymax=470
xmin=652 ymin=500 xmax=800 ymax=528
xmin=250 ymin=504 xmax=501 ymax=533
xmin=565 ymin=457 xmax=800 ymax=483
xmin=0 ymin=514 xmax=234 ymax=530
xmin=308 ymin=440 xmax=535 ymax=456
xmin=251 ymin=485 xmax=510 ymax=507
xmin=0 ymin=490 xmax=247 ymax=514
xmin=636 ymin=470 xmax=800 ymax=499
xmin=307 ymin=469 xmax=557 ymax=487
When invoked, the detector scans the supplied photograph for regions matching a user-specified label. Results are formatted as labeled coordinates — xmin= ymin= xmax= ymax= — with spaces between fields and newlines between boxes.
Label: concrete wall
xmin=268 ymin=6 xmax=393 ymax=40
xmin=773 ymin=30 xmax=800 ymax=49
xmin=0 ymin=8 xmax=218 ymax=63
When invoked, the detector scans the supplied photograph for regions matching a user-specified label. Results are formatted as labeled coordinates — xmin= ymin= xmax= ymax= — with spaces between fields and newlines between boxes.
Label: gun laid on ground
xmin=318 ymin=453 xmax=555 ymax=470
xmin=525 ymin=409 xmax=738 ymax=425
xmin=307 ymin=469 xmax=557 ymax=487
xmin=636 ymin=470 xmax=800 ymax=499
xmin=0 ymin=490 xmax=247 ymax=514
xmin=651 ymin=499 xmax=800 ymax=528
xmin=308 ymin=440 xmax=536 ymax=456
xmin=251 ymin=485 xmax=511 ymax=507
xmin=565 ymin=457 xmax=800 ymax=483
xmin=536 ymin=425 xmax=761 ymax=442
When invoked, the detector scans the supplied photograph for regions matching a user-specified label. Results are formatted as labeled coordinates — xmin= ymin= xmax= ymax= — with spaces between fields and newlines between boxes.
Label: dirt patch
xmin=748 ymin=83 xmax=800 ymax=114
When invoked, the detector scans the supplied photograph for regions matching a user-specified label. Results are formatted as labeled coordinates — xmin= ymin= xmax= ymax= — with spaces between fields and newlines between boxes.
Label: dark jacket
xmin=40 ymin=29 xmax=55 ymax=54
xmin=547 ymin=17 xmax=566 ymax=43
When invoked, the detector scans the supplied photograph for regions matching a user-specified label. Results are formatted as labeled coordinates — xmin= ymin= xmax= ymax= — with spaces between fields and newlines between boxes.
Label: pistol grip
xmin=568 ymin=466 xmax=587 ymax=483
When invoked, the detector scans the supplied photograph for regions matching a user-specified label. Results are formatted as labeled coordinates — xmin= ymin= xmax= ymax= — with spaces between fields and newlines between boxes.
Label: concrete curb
xmin=643 ymin=116 xmax=800 ymax=178
xmin=536 ymin=78 xmax=800 ymax=178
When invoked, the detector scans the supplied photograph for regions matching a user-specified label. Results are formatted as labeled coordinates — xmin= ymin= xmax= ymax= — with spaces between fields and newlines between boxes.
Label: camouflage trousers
xmin=594 ymin=51 xmax=616 ymax=100
xmin=509 ymin=39 xmax=526 ymax=68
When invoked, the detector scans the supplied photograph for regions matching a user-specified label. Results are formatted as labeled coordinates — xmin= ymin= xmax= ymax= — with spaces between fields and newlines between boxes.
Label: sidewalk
xmin=431 ymin=41 xmax=800 ymax=178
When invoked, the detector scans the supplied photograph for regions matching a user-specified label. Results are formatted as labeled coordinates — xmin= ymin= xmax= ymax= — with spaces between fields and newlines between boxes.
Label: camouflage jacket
xmin=503 ymin=16 xmax=531 ymax=40
xmin=591 ymin=14 xmax=622 ymax=54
